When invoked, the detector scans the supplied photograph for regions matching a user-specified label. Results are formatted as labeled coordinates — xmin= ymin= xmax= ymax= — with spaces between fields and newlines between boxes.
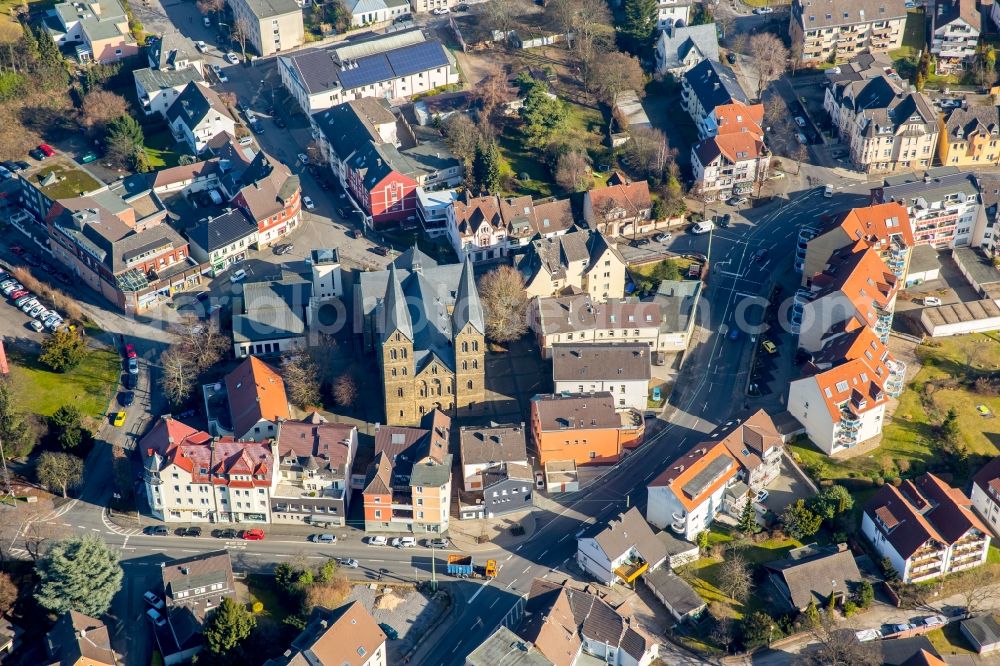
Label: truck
xmin=447 ymin=554 xmax=473 ymax=578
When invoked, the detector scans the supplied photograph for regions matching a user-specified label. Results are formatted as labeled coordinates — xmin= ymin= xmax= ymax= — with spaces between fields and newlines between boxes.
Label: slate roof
xmin=531 ymin=392 xmax=621 ymax=432
xmin=134 ymin=66 xmax=203 ymax=94
xmin=882 ymin=636 xmax=943 ymax=665
xmin=46 ymin=611 xmax=116 ymax=666
xmin=467 ymin=626 xmax=554 ymax=666
xmin=552 ymin=343 xmax=651 ymax=382
xmin=453 ymin=256 xmax=485 ymax=335
xmin=972 ymin=457 xmax=1000 ymax=507
xmin=239 ymin=0 xmax=300 ymax=18
xmin=275 ymin=419 xmax=355 ymax=481
xmin=764 ymin=544 xmax=862 ymax=609
xmin=588 ymin=506 xmax=667 ymax=565
xmin=159 ymin=551 xmax=236 ymax=654
xmin=657 ymin=23 xmax=719 ymax=71
xmin=934 ymin=0 xmax=980 ymax=32
xmin=460 ymin=423 xmax=528 ymax=467
xmin=228 ymin=151 xmax=299 ymax=222
xmin=654 ymin=280 xmax=701 ymax=333
xmin=166 ymin=82 xmax=233 ymax=130
xmin=943 ymin=105 xmax=1000 ymax=140
xmin=150 ymin=31 xmax=199 ymax=70
xmin=960 ymin=615 xmax=1000 ymax=650
xmin=683 ymin=59 xmax=748 ymax=113
xmin=187 ymin=208 xmax=257 ymax=253
xmin=368 ymin=411 xmax=451 ymax=491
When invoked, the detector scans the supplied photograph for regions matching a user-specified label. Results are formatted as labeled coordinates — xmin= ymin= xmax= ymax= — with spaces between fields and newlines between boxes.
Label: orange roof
xmin=649 ymin=440 xmax=738 ymax=512
xmin=712 ymin=132 xmax=766 ymax=162
xmin=586 ymin=181 xmax=651 ymax=216
xmin=715 ymin=101 xmax=764 ymax=137
xmin=224 ymin=356 xmax=290 ymax=437
xmin=836 ymin=202 xmax=914 ymax=248
xmin=811 ymin=357 xmax=890 ymax=422
xmin=811 ymin=245 xmax=898 ymax=327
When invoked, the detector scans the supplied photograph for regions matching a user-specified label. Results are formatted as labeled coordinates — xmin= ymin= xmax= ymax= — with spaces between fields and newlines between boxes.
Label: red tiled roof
xmin=224 ymin=356 xmax=290 ymax=438
xmin=648 ymin=439 xmax=737 ymax=512
xmin=586 ymin=181 xmax=652 ymax=217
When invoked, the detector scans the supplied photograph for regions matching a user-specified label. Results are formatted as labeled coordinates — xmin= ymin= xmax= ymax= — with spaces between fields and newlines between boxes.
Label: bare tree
xmin=160 ymin=351 xmax=195 ymax=406
xmin=483 ymin=0 xmax=524 ymax=45
xmin=554 ymin=150 xmax=592 ymax=192
xmin=476 ymin=66 xmax=513 ymax=132
xmin=717 ymin=552 xmax=752 ymax=602
xmin=0 ymin=572 xmax=15 ymax=616
xmin=282 ymin=353 xmax=321 ymax=409
xmin=478 ymin=266 xmax=530 ymax=344
xmin=232 ymin=16 xmax=252 ymax=59
xmin=796 ymin=615 xmax=881 ymax=666
xmin=36 ymin=451 xmax=83 ymax=499
xmin=572 ymin=0 xmax=612 ymax=50
xmin=955 ymin=567 xmax=1000 ymax=615
xmin=197 ymin=0 xmax=224 ymax=16
xmin=443 ymin=113 xmax=482 ymax=168
xmin=332 ymin=373 xmax=358 ymax=409
xmin=174 ymin=318 xmax=228 ymax=370
xmin=80 ymin=90 xmax=129 ymax=136
xmin=626 ymin=126 xmax=671 ymax=181
xmin=591 ymin=51 xmax=646 ymax=106
xmin=748 ymin=33 xmax=789 ymax=99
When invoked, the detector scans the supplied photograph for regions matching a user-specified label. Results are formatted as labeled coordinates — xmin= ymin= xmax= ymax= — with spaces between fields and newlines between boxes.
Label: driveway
xmin=764 ymin=458 xmax=812 ymax=515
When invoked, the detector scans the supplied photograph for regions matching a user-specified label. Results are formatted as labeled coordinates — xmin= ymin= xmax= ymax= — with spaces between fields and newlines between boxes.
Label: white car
xmin=794 ymin=116 xmax=806 ymax=127
xmin=212 ymin=65 xmax=227 ymax=83
xmin=755 ymin=489 xmax=769 ymax=503
xmin=338 ymin=557 xmax=359 ymax=568
xmin=397 ymin=536 xmax=416 ymax=548
xmin=146 ymin=608 xmax=167 ymax=627
xmin=923 ymin=296 xmax=942 ymax=306
xmin=795 ymin=132 xmax=808 ymax=144
xmin=303 ymin=196 xmax=315 ymax=210
xmin=753 ymin=6 xmax=774 ymax=13
xmin=195 ymin=40 xmax=207 ymax=52
xmin=230 ymin=268 xmax=247 ymax=283
xmin=225 ymin=52 xmax=240 ymax=65
xmin=143 ymin=591 xmax=165 ymax=610
xmin=367 ymin=535 xmax=388 ymax=546
xmin=692 ymin=220 xmax=715 ymax=234
xmin=297 ymin=153 xmax=309 ymax=164
xmin=29 ymin=320 xmax=44 ymax=332
xmin=431 ymin=6 xmax=450 ymax=13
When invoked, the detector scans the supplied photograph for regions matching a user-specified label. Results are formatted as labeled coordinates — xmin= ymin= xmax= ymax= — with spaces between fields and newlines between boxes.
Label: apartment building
xmin=265 ymin=602 xmax=388 ymax=666
xmin=532 ymin=295 xmax=674 ymax=357
xmin=971 ymin=457 xmax=1000 ymax=538
xmin=788 ymin=326 xmax=905 ymax=454
xmin=165 ymin=82 xmax=237 ymax=155
xmin=872 ymin=167 xmax=985 ymax=248
xmin=824 ymin=53 xmax=903 ymax=135
xmin=46 ymin=0 xmax=137 ymax=63
xmin=938 ymin=106 xmax=1000 ymax=168
xmin=656 ymin=0 xmax=692 ymax=29
xmin=363 ymin=411 xmax=452 ymax=533
xmin=45 ymin=612 xmax=117 ymax=666
xmin=223 ymin=151 xmax=302 ymax=248
xmin=552 ymin=343 xmax=651 ymax=413
xmin=692 ymin=128 xmax=770 ymax=201
xmin=647 ymin=410 xmax=782 ymax=540
xmin=447 ymin=193 xmax=574 ymax=262
xmin=516 ymin=229 xmax=628 ymax=300
xmin=271 ymin=417 xmax=357 ymax=527
xmin=225 ymin=0 xmax=303 ymax=57
xmin=530 ymin=392 xmax=644 ymax=466
xmin=681 ymin=59 xmax=751 ymax=133
xmin=790 ymin=0 xmax=907 ymax=65
xmin=134 ymin=31 xmax=204 ymax=117
xmin=222 ymin=356 xmax=290 ymax=441
xmin=862 ymin=473 xmax=991 ymax=583
xmin=577 ymin=507 xmax=668 ymax=587
xmin=185 ymin=208 xmax=259 ymax=276
xmin=931 ymin=0 xmax=980 ymax=75
xmin=799 ymin=202 xmax=913 ymax=284
xmin=655 ymin=23 xmax=718 ymax=77
xmin=280 ymin=29 xmax=457 ymax=114
xmin=581 ymin=181 xmax=653 ymax=238
xmin=459 ymin=423 xmax=528 ymax=492
xmin=409 ymin=0 xmax=455 ymax=14
xmin=140 ymin=416 xmax=277 ymax=524
xmin=840 ymin=83 xmax=938 ymax=174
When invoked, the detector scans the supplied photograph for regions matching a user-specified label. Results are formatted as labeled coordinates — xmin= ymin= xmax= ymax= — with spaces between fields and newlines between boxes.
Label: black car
xmin=28 ymin=148 xmax=46 ymax=161
xmin=145 ymin=526 xmax=168 ymax=536
xmin=752 ymin=248 xmax=770 ymax=263
xmin=212 ymin=528 xmax=239 ymax=539
xmin=274 ymin=243 xmax=294 ymax=255
xmin=123 ymin=372 xmax=137 ymax=389
xmin=1 ymin=160 xmax=22 ymax=172
xmin=176 ymin=526 xmax=202 ymax=537
xmin=717 ymin=213 xmax=732 ymax=228
xmin=726 ymin=52 xmax=737 ymax=64
xmin=14 ymin=161 xmax=29 ymax=171
xmin=118 ymin=391 xmax=135 ymax=407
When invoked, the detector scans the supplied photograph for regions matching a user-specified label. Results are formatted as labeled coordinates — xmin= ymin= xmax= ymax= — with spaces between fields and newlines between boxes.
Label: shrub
xmin=874 ymin=477 xmax=885 ymax=487
xmin=843 ymin=600 xmax=859 ymax=616
xmin=252 ymin=601 xmax=263 ymax=613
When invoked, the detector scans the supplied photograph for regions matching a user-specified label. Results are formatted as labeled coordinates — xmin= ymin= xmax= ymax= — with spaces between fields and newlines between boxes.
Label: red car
xmin=125 ymin=343 xmax=137 ymax=359
xmin=38 ymin=144 xmax=55 ymax=157
xmin=9 ymin=289 xmax=28 ymax=300
xmin=240 ymin=529 xmax=265 ymax=541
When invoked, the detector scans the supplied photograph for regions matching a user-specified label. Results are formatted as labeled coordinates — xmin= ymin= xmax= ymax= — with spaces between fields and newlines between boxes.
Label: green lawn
xmin=8 ymin=346 xmax=120 ymax=421
xmin=246 ymin=574 xmax=295 ymax=625
xmin=789 ymin=334 xmax=1000 ymax=486
xmin=0 ymin=0 xmax=54 ymax=29
xmin=143 ymin=129 xmax=183 ymax=169
xmin=926 ymin=622 xmax=976 ymax=656
xmin=890 ymin=9 xmax=928 ymax=63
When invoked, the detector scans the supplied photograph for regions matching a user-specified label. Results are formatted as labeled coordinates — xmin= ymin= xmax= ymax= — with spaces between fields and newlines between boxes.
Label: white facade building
xmin=576 ymin=507 xmax=668 ymax=587
xmin=551 ymin=343 xmax=651 ymax=413
xmin=971 ymin=458 xmax=1000 ymax=538
xmin=225 ymin=0 xmax=303 ymax=56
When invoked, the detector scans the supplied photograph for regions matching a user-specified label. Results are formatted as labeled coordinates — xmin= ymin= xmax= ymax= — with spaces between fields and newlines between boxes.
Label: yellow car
xmin=112 ymin=411 xmax=127 ymax=427
xmin=761 ymin=340 xmax=777 ymax=354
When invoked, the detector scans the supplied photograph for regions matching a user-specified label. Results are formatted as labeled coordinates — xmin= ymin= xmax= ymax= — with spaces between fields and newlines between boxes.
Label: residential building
xmin=532 ymin=294 xmax=696 ymax=358
xmin=232 ymin=271 xmax=311 ymax=358
xmin=582 ymin=181 xmax=653 ymax=239
xmin=873 ymin=167 xmax=985 ymax=249
xmin=45 ymin=611 xmax=117 ymax=666
xmin=459 ymin=423 xmax=528 ymax=491
xmin=971 ymin=457 xmax=1000 ymax=537
xmin=156 ymin=551 xmax=237 ymax=665
xmin=882 ymin=637 xmax=946 ymax=666
xmin=520 ymin=579 xmax=659 ymax=666
xmin=415 ymin=186 xmax=458 ymax=236
xmin=447 ymin=193 xmax=575 ymax=262
xmin=45 ymin=0 xmax=137 ymax=63
xmin=467 ymin=626 xmax=554 ymax=666
xmin=459 ymin=463 xmax=534 ymax=520
xmin=790 ymin=0 xmax=907 ymax=65
xmin=655 ymin=24 xmax=718 ymax=77
xmin=280 ymin=29 xmax=457 ymax=114
xmin=692 ymin=128 xmax=770 ymax=201
xmin=220 ymin=150 xmax=302 ymax=247
xmin=788 ymin=326 xmax=905 ymax=454
xmin=762 ymin=543 xmax=863 ymax=611
xmin=694 ymin=99 xmax=765 ymax=143
xmin=134 ymin=31 xmax=205 ymax=117
xmin=410 ymin=0 xmax=455 ymax=14
xmin=271 ymin=416 xmax=356 ymax=526
xmin=225 ymin=0 xmax=303 ymax=56
xmin=264 ymin=601 xmax=388 ymax=666
xmin=798 ymin=202 xmax=913 ymax=283
xmin=959 ymin=615 xmax=1000 ymax=655
xmin=862 ymin=473 xmax=992 ymax=582
xmin=223 ymin=356 xmax=290 ymax=441
xmin=576 ymin=506 xmax=668 ymax=587
xmin=345 ymin=0 xmax=409 ymax=27
xmin=656 ymin=0 xmax=692 ymax=29
xmin=140 ymin=416 xmax=277 ymax=523
xmin=17 ymin=156 xmax=105 ymax=222
xmin=937 ymin=106 xmax=1000 ymax=168
xmin=369 ymin=257 xmax=484 ymax=425
xmin=681 ymin=60 xmax=750 ymax=134
xmin=166 ymin=82 xmax=237 ymax=155
xmin=363 ymin=410 xmax=452 ymax=533
xmin=312 ymin=97 xmax=462 ymax=229
xmin=516 ymin=229 xmax=628 ymax=300
xmin=552 ymin=343 xmax=651 ymax=412
xmin=185 ymin=207 xmax=259 ymax=276
xmin=530 ymin=392 xmax=644 ymax=466
xmin=931 ymin=0 xmax=980 ymax=74
xmin=309 ymin=247 xmax=343 ymax=301
xmin=646 ymin=410 xmax=782 ymax=540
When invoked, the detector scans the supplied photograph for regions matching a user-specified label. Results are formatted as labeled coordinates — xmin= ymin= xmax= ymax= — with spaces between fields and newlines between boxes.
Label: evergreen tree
xmin=519 ymin=86 xmax=567 ymax=148
xmin=35 ymin=535 xmax=123 ymax=616
xmin=741 ymin=611 xmax=774 ymax=648
xmin=472 ymin=140 xmax=501 ymax=194
xmin=802 ymin=598 xmax=820 ymax=627
xmin=203 ymin=598 xmax=256 ymax=655
xmin=781 ymin=499 xmax=822 ymax=540
xmin=620 ymin=0 xmax=657 ymax=52
xmin=48 ymin=405 xmax=87 ymax=452
xmin=0 ymin=378 xmax=32 ymax=459
xmin=39 ymin=330 xmax=86 ymax=372
xmin=737 ymin=499 xmax=759 ymax=534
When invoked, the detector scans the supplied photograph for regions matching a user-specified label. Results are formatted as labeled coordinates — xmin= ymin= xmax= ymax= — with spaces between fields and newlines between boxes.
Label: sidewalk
xmin=447 ymin=510 xmax=538 ymax=554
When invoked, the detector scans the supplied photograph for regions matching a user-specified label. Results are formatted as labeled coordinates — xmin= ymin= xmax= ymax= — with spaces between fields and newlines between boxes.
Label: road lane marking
xmin=506 ymin=579 xmax=517 ymax=589
xmin=490 ymin=598 xmax=500 ymax=608
xmin=558 ymin=533 xmax=570 ymax=542
xmin=467 ymin=578 xmax=494 ymax=604
xmin=523 ymin=567 xmax=530 ymax=573
xmin=539 ymin=549 xmax=548 ymax=558
xmin=505 ymin=554 xmax=513 ymax=560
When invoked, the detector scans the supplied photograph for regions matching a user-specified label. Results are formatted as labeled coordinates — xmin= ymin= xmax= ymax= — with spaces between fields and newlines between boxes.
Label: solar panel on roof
xmin=339 ymin=53 xmax=395 ymax=90
xmin=386 ymin=41 xmax=449 ymax=78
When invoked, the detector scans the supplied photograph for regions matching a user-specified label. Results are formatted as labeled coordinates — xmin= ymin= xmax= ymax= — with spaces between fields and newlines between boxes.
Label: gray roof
xmin=875 ymin=167 xmax=980 ymax=205
xmin=952 ymin=246 xmax=1000 ymax=288
xmin=587 ymin=506 xmax=667 ymax=565
xmin=166 ymin=81 xmax=233 ymax=130
xmin=134 ymin=66 xmax=203 ymax=93
xmin=531 ymin=392 xmax=621 ymax=432
xmin=960 ymin=615 xmax=1000 ymax=649
xmin=943 ymin=104 xmax=999 ymax=140
xmin=934 ymin=0 xmax=980 ymax=32
xmin=908 ymin=243 xmax=941 ymax=275
xmin=237 ymin=0 xmax=300 ymax=18
xmin=763 ymin=545 xmax=862 ymax=610
xmin=233 ymin=274 xmax=311 ymax=344
xmin=187 ymin=208 xmax=257 ymax=253
xmin=409 ymin=453 xmax=453 ymax=487
xmin=552 ymin=343 xmax=651 ymax=382
xmin=468 ymin=626 xmax=554 ymax=666
xmin=655 ymin=529 xmax=700 ymax=557
xmin=794 ymin=0 xmax=907 ymax=30
xmin=516 ymin=228 xmax=594 ymax=282
xmin=460 ymin=423 xmax=527 ymax=466
xmin=453 ymin=256 xmax=485 ymax=335
xmin=653 ymin=280 xmax=702 ymax=333
xmin=657 ymin=23 xmax=719 ymax=71
xmin=382 ymin=262 xmax=413 ymax=341
xmin=643 ymin=568 xmax=705 ymax=618
xmin=683 ymin=59 xmax=748 ymax=113
xmin=150 ymin=31 xmax=199 ymax=70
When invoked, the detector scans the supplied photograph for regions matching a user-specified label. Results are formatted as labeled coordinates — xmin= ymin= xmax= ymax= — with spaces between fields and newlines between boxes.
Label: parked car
xmin=249 ymin=119 xmax=264 ymax=134
xmin=427 ymin=538 xmax=450 ymax=548
xmin=80 ymin=151 xmax=99 ymax=164
xmin=241 ymin=528 xmax=265 ymax=541
xmin=431 ymin=6 xmax=449 ymax=13
xmin=372 ymin=246 xmax=391 ymax=256
xmin=337 ymin=557 xmax=359 ymax=568
xmin=795 ymin=132 xmax=808 ymax=145
xmin=123 ymin=373 xmax=136 ymax=390
xmin=753 ymin=6 xmax=773 ymax=13
xmin=691 ymin=220 xmax=715 ymax=234
xmin=752 ymin=248 xmax=769 ymax=263
xmin=755 ymin=489 xmax=769 ymax=503
xmin=726 ymin=52 xmax=737 ymax=64
xmin=823 ymin=184 xmax=834 ymax=198
xmin=8 ymin=289 xmax=28 ymax=300
xmin=230 ymin=268 xmax=247 ymax=283
xmin=146 ymin=608 xmax=167 ymax=627
xmin=28 ymin=148 xmax=46 ymax=161
xmin=125 ymin=343 xmax=137 ymax=358
xmin=761 ymin=339 xmax=777 ymax=354
xmin=203 ymin=15 xmax=211 ymax=26
xmin=224 ymin=52 xmax=240 ymax=65
xmin=175 ymin=526 xmax=202 ymax=537
xmin=273 ymin=243 xmax=294 ymax=255
xmin=309 ymin=533 xmax=337 ymax=543
xmin=396 ymin=536 xmax=416 ymax=548
xmin=119 ymin=391 xmax=135 ymax=407
xmin=195 ymin=40 xmax=208 ymax=52
xmin=923 ymin=296 xmax=942 ymax=306
xmin=128 ymin=357 xmax=139 ymax=375
xmin=303 ymin=196 xmax=315 ymax=210
xmin=379 ymin=623 xmax=399 ymax=640
xmin=297 ymin=152 xmax=309 ymax=164
xmin=717 ymin=213 xmax=731 ymax=228
xmin=212 ymin=528 xmax=239 ymax=539
xmin=38 ymin=144 xmax=55 ymax=157
xmin=212 ymin=65 xmax=227 ymax=82
xmin=145 ymin=525 xmax=169 ymax=536
xmin=794 ymin=116 xmax=806 ymax=127
xmin=143 ymin=591 xmax=165 ymax=610
xmin=1 ymin=160 xmax=22 ymax=172
xmin=29 ymin=320 xmax=44 ymax=332
xmin=727 ymin=196 xmax=748 ymax=207
xmin=274 ymin=116 xmax=286 ymax=128
xmin=367 ymin=535 xmax=388 ymax=546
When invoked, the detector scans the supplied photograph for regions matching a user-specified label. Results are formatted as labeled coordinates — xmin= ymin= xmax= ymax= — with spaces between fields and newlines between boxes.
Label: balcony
xmin=910 ymin=566 xmax=943 ymax=582
xmin=614 ymin=558 xmax=649 ymax=584
xmin=671 ymin=513 xmax=686 ymax=533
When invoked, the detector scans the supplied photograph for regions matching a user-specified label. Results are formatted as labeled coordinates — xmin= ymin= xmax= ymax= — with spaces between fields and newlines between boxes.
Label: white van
xmin=397 ymin=536 xmax=416 ymax=548
xmin=823 ymin=184 xmax=834 ymax=198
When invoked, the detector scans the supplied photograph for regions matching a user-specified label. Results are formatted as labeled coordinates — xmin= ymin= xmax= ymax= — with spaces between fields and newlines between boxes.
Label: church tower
xmin=381 ymin=263 xmax=416 ymax=425
xmin=452 ymin=257 xmax=486 ymax=415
